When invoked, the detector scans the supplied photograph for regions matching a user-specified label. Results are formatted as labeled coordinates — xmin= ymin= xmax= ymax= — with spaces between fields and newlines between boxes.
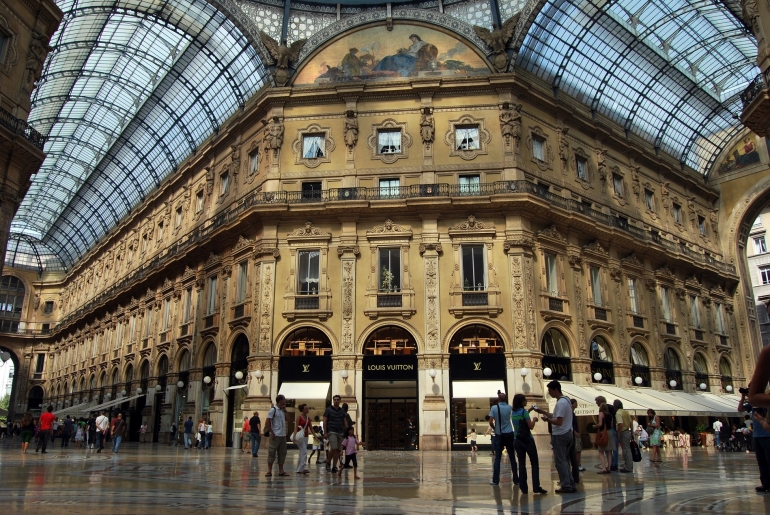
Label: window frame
xmin=378 ymin=247 xmax=402 ymax=293
xmin=455 ymin=125 xmax=480 ymax=151
xmin=461 ymin=244 xmax=486 ymax=292
xmin=754 ymin=236 xmax=767 ymax=254
xmin=297 ymin=249 xmax=321 ymax=296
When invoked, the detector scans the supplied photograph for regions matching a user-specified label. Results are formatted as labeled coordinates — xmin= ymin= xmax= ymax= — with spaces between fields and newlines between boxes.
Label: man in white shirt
xmin=632 ymin=417 xmax=639 ymax=444
xmin=265 ymin=394 xmax=288 ymax=477
xmin=713 ymin=419 xmax=723 ymax=448
xmin=535 ymin=380 xmax=575 ymax=493
xmin=95 ymin=411 xmax=109 ymax=453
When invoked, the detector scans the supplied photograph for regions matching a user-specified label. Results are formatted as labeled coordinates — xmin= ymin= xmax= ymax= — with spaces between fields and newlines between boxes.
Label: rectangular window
xmin=207 ymin=277 xmax=218 ymax=315
xmin=532 ymin=136 xmax=545 ymax=161
xmin=462 ymin=245 xmax=485 ymax=291
xmin=115 ymin=322 xmax=123 ymax=347
xmin=35 ymin=354 xmax=45 ymax=374
xmin=249 ymin=149 xmax=259 ymax=174
xmin=754 ymin=216 xmax=763 ymax=228
xmin=379 ymin=248 xmax=401 ymax=292
xmin=590 ymin=266 xmax=602 ymax=306
xmin=661 ymin=286 xmax=672 ymax=322
xmin=690 ymin=295 xmax=701 ymax=328
xmin=145 ymin=307 xmax=153 ymax=337
xmin=162 ymin=298 xmax=171 ymax=331
xmin=92 ymin=334 xmax=99 ymax=356
xmin=379 ymin=178 xmax=400 ymax=198
xmin=303 ymin=134 xmax=325 ymax=158
xmin=645 ymin=189 xmax=655 ymax=211
xmin=754 ymin=236 xmax=767 ymax=254
xmin=673 ymin=203 xmax=682 ymax=223
xmin=236 ymin=261 xmax=248 ymax=304
xmin=301 ymin=181 xmax=322 ymax=201
xmin=698 ymin=216 xmax=706 ymax=236
xmin=157 ymin=221 xmax=164 ymax=242
xmin=628 ymin=277 xmax=639 ymax=314
xmin=196 ymin=191 xmax=204 ymax=212
xmin=129 ymin=315 xmax=136 ymax=342
xmin=220 ymin=172 xmax=229 ymax=195
xmin=576 ymin=156 xmax=588 ymax=180
xmin=175 ymin=207 xmax=183 ymax=227
xmin=761 ymin=266 xmax=770 ymax=285
xmin=459 ymin=174 xmax=480 ymax=195
xmin=715 ymin=303 xmax=726 ymax=334
xmin=43 ymin=301 xmax=54 ymax=314
xmin=183 ymin=288 xmax=192 ymax=323
xmin=455 ymin=126 xmax=480 ymax=150
xmin=545 ymin=253 xmax=558 ymax=296
xmin=377 ymin=130 xmax=401 ymax=154
xmin=612 ymin=174 xmax=624 ymax=197
xmin=141 ymin=234 xmax=148 ymax=252
xmin=104 ymin=328 xmax=111 ymax=352
xmin=297 ymin=250 xmax=320 ymax=295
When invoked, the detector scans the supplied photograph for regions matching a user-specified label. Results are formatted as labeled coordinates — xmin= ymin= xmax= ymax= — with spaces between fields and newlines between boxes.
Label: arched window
xmin=694 ymin=353 xmax=710 ymax=391
xmin=157 ymin=355 xmax=169 ymax=378
xmin=719 ymin=357 xmax=733 ymax=392
xmin=630 ymin=342 xmax=650 ymax=387
xmin=541 ymin=328 xmax=571 ymax=381
xmin=28 ymin=385 xmax=44 ymax=411
xmin=0 ymin=275 xmax=25 ymax=332
xmin=664 ymin=348 xmax=683 ymax=390
xmin=178 ymin=350 xmax=191 ymax=372
xmin=448 ymin=325 xmax=504 ymax=354
xmin=140 ymin=360 xmax=150 ymax=390
xmin=282 ymin=327 xmax=332 ymax=356
xmin=590 ymin=336 xmax=612 ymax=362
xmin=364 ymin=326 xmax=417 ymax=355
xmin=201 ymin=344 xmax=217 ymax=415
xmin=590 ymin=336 xmax=614 ymax=384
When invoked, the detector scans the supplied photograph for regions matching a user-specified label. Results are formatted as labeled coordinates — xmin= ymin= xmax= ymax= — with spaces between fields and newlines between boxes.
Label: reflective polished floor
xmin=1 ymin=439 xmax=768 ymax=514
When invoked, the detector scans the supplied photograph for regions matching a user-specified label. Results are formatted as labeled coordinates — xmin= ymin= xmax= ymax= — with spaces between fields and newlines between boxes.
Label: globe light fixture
xmin=594 ymin=372 xmax=603 ymax=382
xmin=203 ymin=376 xmax=212 ymax=384
xmin=726 ymin=385 xmax=733 ymax=392
xmin=234 ymin=371 xmax=244 ymax=381
xmin=120 ymin=389 xmax=127 ymax=396
xmin=155 ymin=384 xmax=162 ymax=392
xmin=340 ymin=370 xmax=349 ymax=383
xmin=543 ymin=367 xmax=552 ymax=378
xmin=428 ymin=368 xmax=437 ymax=384
xmin=136 ymin=387 xmax=142 ymax=394
xmin=253 ymin=370 xmax=263 ymax=383
xmin=699 ymin=383 xmax=707 ymax=390
xmin=176 ymin=381 xmax=184 ymax=389
xmin=635 ymin=377 xmax=643 ymax=385
xmin=520 ymin=368 xmax=530 ymax=378
xmin=669 ymin=380 xmax=677 ymax=388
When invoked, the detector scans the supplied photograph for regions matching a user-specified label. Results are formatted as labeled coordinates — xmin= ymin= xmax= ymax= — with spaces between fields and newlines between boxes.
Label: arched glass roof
xmin=518 ymin=0 xmax=757 ymax=173
xmin=4 ymin=234 xmax=67 ymax=272
xmin=11 ymin=0 xmax=267 ymax=268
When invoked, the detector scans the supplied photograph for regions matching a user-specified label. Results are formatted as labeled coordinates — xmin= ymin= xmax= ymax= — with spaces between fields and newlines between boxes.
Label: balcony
xmin=462 ymin=292 xmax=489 ymax=306
xmin=665 ymin=323 xmax=676 ymax=335
xmin=0 ymin=106 xmax=46 ymax=150
xmin=594 ymin=307 xmax=607 ymax=320
xmin=693 ymin=329 xmax=705 ymax=342
xmin=588 ymin=305 xmax=613 ymax=331
xmin=450 ymin=288 xmax=502 ymax=318
xmin=549 ymin=298 xmax=563 ymax=312
xmin=633 ymin=316 xmax=644 ymax=328
xmin=295 ymin=296 xmax=319 ymax=310
xmin=365 ymin=291 xmax=416 ymax=319
xmin=377 ymin=294 xmax=403 ymax=308
xmin=200 ymin=313 xmax=219 ymax=337
xmin=740 ymin=71 xmax=770 ymax=138
xmin=229 ymin=301 xmax=252 ymax=329
xmin=539 ymin=295 xmax=571 ymax=323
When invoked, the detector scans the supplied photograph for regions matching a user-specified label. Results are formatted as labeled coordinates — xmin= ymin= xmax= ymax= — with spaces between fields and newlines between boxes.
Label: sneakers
xmin=489 ymin=481 xmax=499 ymax=486
xmin=554 ymin=487 xmax=576 ymax=494
xmin=331 ymin=467 xmax=339 ymax=473
xmin=756 ymin=486 xmax=768 ymax=493
xmin=533 ymin=488 xmax=548 ymax=494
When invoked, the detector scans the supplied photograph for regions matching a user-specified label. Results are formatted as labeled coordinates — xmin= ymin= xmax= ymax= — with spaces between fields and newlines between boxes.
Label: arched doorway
xmin=541 ymin=328 xmax=572 ymax=381
xmin=0 ymin=347 xmax=20 ymax=421
xmin=448 ymin=324 xmax=506 ymax=449
xmin=664 ymin=348 xmax=683 ymax=390
xmin=225 ymin=335 xmax=249 ymax=447
xmin=277 ymin=328 xmax=333 ymax=446
xmin=590 ymin=335 xmax=614 ymax=384
xmin=630 ymin=342 xmax=651 ymax=387
xmin=27 ymin=386 xmax=44 ymax=415
xmin=694 ymin=353 xmax=710 ymax=392
xmin=201 ymin=343 xmax=216 ymax=420
xmin=362 ymin=325 xmax=418 ymax=450
xmin=128 ymin=361 xmax=150 ymax=441
xmin=153 ymin=355 xmax=168 ymax=443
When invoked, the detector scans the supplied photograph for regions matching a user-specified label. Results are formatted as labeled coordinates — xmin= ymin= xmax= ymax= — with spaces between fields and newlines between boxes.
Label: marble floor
xmin=0 ymin=440 xmax=767 ymax=514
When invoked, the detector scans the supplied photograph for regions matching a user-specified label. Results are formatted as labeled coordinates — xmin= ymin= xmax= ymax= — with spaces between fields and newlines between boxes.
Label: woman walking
xmin=511 ymin=394 xmax=547 ymax=494
xmin=206 ymin=420 xmax=213 ymax=449
xmin=593 ymin=403 xmax=616 ymax=474
xmin=292 ymin=403 xmax=314 ymax=474
xmin=197 ymin=418 xmax=206 ymax=449
xmin=241 ymin=416 xmax=250 ymax=453
xmin=648 ymin=408 xmax=663 ymax=463
xmin=19 ymin=413 xmax=36 ymax=454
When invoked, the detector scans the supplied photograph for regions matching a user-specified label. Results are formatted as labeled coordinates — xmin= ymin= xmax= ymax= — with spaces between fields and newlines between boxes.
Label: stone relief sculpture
xmin=25 ymin=31 xmax=52 ymax=86
xmin=473 ymin=14 xmax=520 ymax=73
xmin=204 ymin=167 xmax=214 ymax=195
xmin=262 ymin=116 xmax=284 ymax=157
xmin=500 ymin=102 xmax=522 ymax=148
xmin=420 ymin=107 xmax=434 ymax=144
xmin=259 ymin=32 xmax=307 ymax=87
xmin=344 ymin=111 xmax=358 ymax=150
xmin=558 ymin=127 xmax=570 ymax=170
xmin=597 ymin=148 xmax=608 ymax=181
xmin=741 ymin=0 xmax=764 ymax=40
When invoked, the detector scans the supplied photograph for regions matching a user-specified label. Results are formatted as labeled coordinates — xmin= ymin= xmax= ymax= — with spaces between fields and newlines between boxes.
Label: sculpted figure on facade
xmin=344 ymin=111 xmax=359 ymax=150
xmin=558 ymin=127 xmax=570 ymax=170
xmin=204 ymin=167 xmax=214 ymax=195
xmin=262 ymin=116 xmax=284 ymax=155
xmin=473 ymin=14 xmax=520 ymax=72
xmin=597 ymin=148 xmax=608 ymax=181
xmin=26 ymin=31 xmax=52 ymax=86
xmin=741 ymin=0 xmax=764 ymax=40
xmin=259 ymin=32 xmax=307 ymax=87
xmin=499 ymin=102 xmax=522 ymax=148
xmin=420 ymin=107 xmax=434 ymax=144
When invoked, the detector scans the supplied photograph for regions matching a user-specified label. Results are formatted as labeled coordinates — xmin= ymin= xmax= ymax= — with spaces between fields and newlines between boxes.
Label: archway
xmin=225 ymin=334 xmax=249 ymax=447
xmin=664 ymin=348 xmax=683 ymax=390
xmin=630 ymin=341 xmax=651 ymax=388
xmin=0 ymin=347 xmax=20 ymax=421
xmin=590 ymin=335 xmax=614 ymax=384
xmin=694 ymin=353 xmax=710 ymax=392
xmin=541 ymin=328 xmax=572 ymax=382
xmin=719 ymin=357 xmax=734 ymax=393
xmin=27 ymin=386 xmax=44 ymax=414
xmin=362 ymin=325 xmax=418 ymax=450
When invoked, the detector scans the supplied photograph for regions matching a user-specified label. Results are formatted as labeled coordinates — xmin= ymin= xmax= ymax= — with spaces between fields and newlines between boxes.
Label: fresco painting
xmin=720 ymin=134 xmax=761 ymax=173
xmin=294 ymin=24 xmax=490 ymax=85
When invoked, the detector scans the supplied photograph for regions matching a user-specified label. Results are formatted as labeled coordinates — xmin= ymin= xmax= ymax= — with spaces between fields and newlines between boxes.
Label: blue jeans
xmin=492 ymin=433 xmax=518 ymax=484
xmin=206 ymin=433 xmax=212 ymax=448
xmin=184 ymin=433 xmax=192 ymax=449
xmin=112 ymin=435 xmax=122 ymax=453
xmin=715 ymin=433 xmax=721 ymax=447
xmin=250 ymin=433 xmax=261 ymax=455
xmin=611 ymin=428 xmax=619 ymax=468
xmin=96 ymin=432 xmax=104 ymax=450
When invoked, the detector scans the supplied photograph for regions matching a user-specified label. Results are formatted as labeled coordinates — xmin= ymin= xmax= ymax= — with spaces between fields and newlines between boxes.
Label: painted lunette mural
xmin=720 ymin=134 xmax=761 ymax=173
xmin=294 ymin=24 xmax=490 ymax=85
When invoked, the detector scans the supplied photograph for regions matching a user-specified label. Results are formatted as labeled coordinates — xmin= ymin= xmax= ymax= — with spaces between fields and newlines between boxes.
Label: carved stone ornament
xmin=262 ymin=116 xmax=284 ymax=154
xmin=472 ymin=14 xmax=520 ymax=72
xmin=420 ymin=107 xmax=434 ymax=145
xmin=537 ymin=225 xmax=565 ymax=242
xmin=444 ymin=114 xmax=491 ymax=161
xmin=204 ymin=252 xmax=221 ymax=268
xmin=291 ymin=123 xmax=335 ymax=168
xmin=337 ymin=245 xmax=360 ymax=256
xmin=288 ymin=222 xmax=331 ymax=237
xmin=259 ymin=31 xmax=306 ymax=87
xmin=450 ymin=215 xmax=494 ymax=231
xmin=582 ymin=241 xmax=608 ymax=256
xmin=621 ymin=253 xmax=644 ymax=270
xmin=0 ymin=16 xmax=19 ymax=76
xmin=503 ymin=238 xmax=535 ymax=252
xmin=655 ymin=265 xmax=674 ymax=279
xmin=419 ymin=243 xmax=443 ymax=255
xmin=182 ymin=266 xmax=196 ymax=282
xmin=234 ymin=236 xmax=254 ymax=253
xmin=344 ymin=111 xmax=358 ymax=150
xmin=366 ymin=118 xmax=412 ymax=164
xmin=253 ymin=245 xmax=280 ymax=259
xmin=367 ymin=219 xmax=410 ymax=235
xmin=526 ymin=126 xmax=554 ymax=171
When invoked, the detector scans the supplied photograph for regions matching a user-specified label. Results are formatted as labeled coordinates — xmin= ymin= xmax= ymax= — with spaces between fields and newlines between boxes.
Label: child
xmin=339 ymin=426 xmax=364 ymax=479
xmin=74 ymin=424 xmax=83 ymax=448
xmin=309 ymin=426 xmax=322 ymax=464
xmin=469 ymin=428 xmax=478 ymax=452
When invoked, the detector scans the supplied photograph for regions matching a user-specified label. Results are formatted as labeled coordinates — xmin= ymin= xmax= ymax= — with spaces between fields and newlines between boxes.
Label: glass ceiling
xmin=6 ymin=0 xmax=754 ymax=272
xmin=518 ymin=0 xmax=757 ymax=172
xmin=9 ymin=0 xmax=266 ymax=269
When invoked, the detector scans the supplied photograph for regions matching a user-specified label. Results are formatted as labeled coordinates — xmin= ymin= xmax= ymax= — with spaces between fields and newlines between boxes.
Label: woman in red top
xmin=241 ymin=416 xmax=250 ymax=453
xmin=292 ymin=404 xmax=315 ymax=474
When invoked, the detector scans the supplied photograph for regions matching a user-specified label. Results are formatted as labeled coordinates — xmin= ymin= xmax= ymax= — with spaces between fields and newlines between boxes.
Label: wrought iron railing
xmin=0 ymin=107 xmax=46 ymax=150
xmin=694 ymin=329 xmax=704 ymax=341
xmin=462 ymin=292 xmax=488 ymax=306
xmin=633 ymin=316 xmax=644 ymax=328
xmin=234 ymin=304 xmax=245 ymax=318
xmin=665 ymin=323 xmax=677 ymax=335
xmin=549 ymin=297 xmax=564 ymax=312
xmin=740 ymin=73 xmax=766 ymax=109
xmin=295 ymin=296 xmax=319 ymax=310
xmin=377 ymin=294 xmax=402 ymax=308
xmin=594 ymin=307 xmax=607 ymax=321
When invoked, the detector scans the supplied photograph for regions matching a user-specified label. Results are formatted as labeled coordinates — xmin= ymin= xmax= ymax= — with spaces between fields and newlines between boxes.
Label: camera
xmin=739 ymin=387 xmax=749 ymax=395
xmin=743 ymin=403 xmax=768 ymax=416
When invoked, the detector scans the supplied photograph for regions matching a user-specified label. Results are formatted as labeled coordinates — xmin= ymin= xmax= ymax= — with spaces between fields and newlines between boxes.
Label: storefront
xmin=225 ymin=335 xmax=250 ymax=446
xmin=278 ymin=327 xmax=333 ymax=438
xmin=448 ymin=324 xmax=506 ymax=449
xmin=362 ymin=326 xmax=419 ymax=450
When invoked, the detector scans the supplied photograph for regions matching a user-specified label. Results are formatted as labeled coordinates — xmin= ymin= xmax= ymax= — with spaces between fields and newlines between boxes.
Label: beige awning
xmin=451 ymin=380 xmax=505 ymax=399
xmin=278 ymin=382 xmax=330 ymax=401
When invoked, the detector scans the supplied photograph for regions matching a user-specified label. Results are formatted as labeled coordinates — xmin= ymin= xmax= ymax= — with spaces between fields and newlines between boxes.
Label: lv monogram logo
xmin=473 ymin=362 xmax=481 ymax=371
xmin=302 ymin=364 xmax=310 ymax=373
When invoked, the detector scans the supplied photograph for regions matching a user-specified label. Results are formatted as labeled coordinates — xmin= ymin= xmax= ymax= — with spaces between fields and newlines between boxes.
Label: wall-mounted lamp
xmin=428 ymin=368 xmax=437 ymax=384
xmin=155 ymin=384 xmax=162 ymax=392
xmin=635 ymin=377 xmax=643 ymax=386
xmin=105 ymin=393 xmax=111 ymax=399
xmin=725 ymin=385 xmax=733 ymax=392
xmin=520 ymin=368 xmax=530 ymax=379
xmin=120 ymin=389 xmax=127 ymax=396
xmin=699 ymin=383 xmax=707 ymax=391
xmin=234 ymin=371 xmax=244 ymax=381
xmin=136 ymin=387 xmax=143 ymax=394
xmin=253 ymin=370 xmax=263 ymax=384
xmin=340 ymin=370 xmax=349 ymax=384
xmin=669 ymin=380 xmax=677 ymax=388
xmin=176 ymin=381 xmax=184 ymax=389
xmin=203 ymin=376 xmax=212 ymax=385
xmin=594 ymin=372 xmax=603 ymax=382
xmin=543 ymin=367 xmax=552 ymax=378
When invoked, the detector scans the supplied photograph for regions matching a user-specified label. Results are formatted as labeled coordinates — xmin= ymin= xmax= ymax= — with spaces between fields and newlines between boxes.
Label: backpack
xmin=514 ymin=408 xmax=531 ymax=442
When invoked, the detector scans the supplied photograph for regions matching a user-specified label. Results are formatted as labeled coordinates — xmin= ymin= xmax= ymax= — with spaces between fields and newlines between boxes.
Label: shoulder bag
xmin=595 ymin=415 xmax=609 ymax=447
xmin=515 ymin=409 xmax=531 ymax=442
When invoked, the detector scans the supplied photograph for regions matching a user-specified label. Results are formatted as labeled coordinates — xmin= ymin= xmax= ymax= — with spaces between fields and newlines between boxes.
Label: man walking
xmin=95 ymin=410 xmax=109 ymax=453
xmin=249 ymin=411 xmax=262 ymax=457
xmin=323 ymin=394 xmax=348 ymax=473
xmin=488 ymin=391 xmax=519 ymax=486
xmin=614 ymin=400 xmax=634 ymax=473
xmin=36 ymin=405 xmax=55 ymax=454
xmin=265 ymin=395 xmax=288 ymax=477
xmin=713 ymin=418 xmax=723 ymax=449
xmin=111 ymin=412 xmax=126 ymax=453
xmin=61 ymin=415 xmax=74 ymax=448
xmin=86 ymin=413 xmax=97 ymax=449
xmin=169 ymin=422 xmax=177 ymax=445
xmin=183 ymin=416 xmax=194 ymax=449
xmin=536 ymin=380 xmax=575 ymax=493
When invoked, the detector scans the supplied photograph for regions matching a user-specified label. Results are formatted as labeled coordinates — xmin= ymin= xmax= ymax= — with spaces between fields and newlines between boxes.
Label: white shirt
xmin=95 ymin=415 xmax=109 ymax=432
xmin=632 ymin=420 xmax=639 ymax=434
xmin=267 ymin=406 xmax=287 ymax=437
xmin=551 ymin=396 xmax=573 ymax=436
xmin=713 ymin=420 xmax=723 ymax=432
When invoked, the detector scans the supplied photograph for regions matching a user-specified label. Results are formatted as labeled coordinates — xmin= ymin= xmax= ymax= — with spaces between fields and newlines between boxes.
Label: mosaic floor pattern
xmin=1 ymin=440 xmax=768 ymax=514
